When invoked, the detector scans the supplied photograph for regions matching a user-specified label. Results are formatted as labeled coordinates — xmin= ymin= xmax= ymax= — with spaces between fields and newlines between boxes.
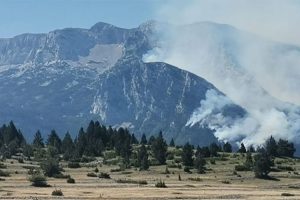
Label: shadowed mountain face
xmin=0 ymin=21 xmax=244 ymax=144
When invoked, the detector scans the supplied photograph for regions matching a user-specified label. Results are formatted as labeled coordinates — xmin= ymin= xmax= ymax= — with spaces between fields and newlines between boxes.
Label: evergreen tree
xmin=140 ymin=134 xmax=147 ymax=145
xmin=137 ymin=144 xmax=149 ymax=170
xmin=248 ymin=145 xmax=255 ymax=153
xmin=223 ymin=142 xmax=232 ymax=153
xmin=194 ymin=154 xmax=206 ymax=174
xmin=238 ymin=143 xmax=247 ymax=153
xmin=244 ymin=151 xmax=253 ymax=170
xmin=253 ymin=151 xmax=273 ymax=178
xmin=23 ymin=144 xmax=34 ymax=159
xmin=182 ymin=142 xmax=194 ymax=167
xmin=75 ymin=127 xmax=86 ymax=157
xmin=209 ymin=142 xmax=220 ymax=157
xmin=47 ymin=130 xmax=62 ymax=153
xmin=265 ymin=136 xmax=277 ymax=157
xmin=277 ymin=139 xmax=295 ymax=157
xmin=62 ymin=132 xmax=75 ymax=160
xmin=148 ymin=135 xmax=156 ymax=145
xmin=169 ymin=138 xmax=175 ymax=147
xmin=151 ymin=131 xmax=167 ymax=165
xmin=130 ymin=134 xmax=138 ymax=144
xmin=33 ymin=130 xmax=44 ymax=149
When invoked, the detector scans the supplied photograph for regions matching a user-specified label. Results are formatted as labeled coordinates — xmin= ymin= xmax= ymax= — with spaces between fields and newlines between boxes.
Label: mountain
xmin=0 ymin=21 xmax=245 ymax=144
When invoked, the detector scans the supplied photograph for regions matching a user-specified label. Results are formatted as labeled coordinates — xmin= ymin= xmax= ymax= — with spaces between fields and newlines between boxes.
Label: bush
xmin=116 ymin=179 xmax=147 ymax=185
xmin=281 ymin=193 xmax=294 ymax=196
xmin=0 ymin=170 xmax=10 ymax=177
xmin=155 ymin=179 xmax=167 ymax=188
xmin=18 ymin=158 xmax=24 ymax=163
xmin=221 ymin=180 xmax=231 ymax=184
xmin=40 ymin=158 xmax=62 ymax=177
xmin=110 ymin=168 xmax=122 ymax=172
xmin=277 ymin=165 xmax=294 ymax=171
xmin=67 ymin=177 xmax=75 ymax=184
xmin=184 ymin=167 xmax=192 ymax=173
xmin=87 ymin=172 xmax=97 ymax=177
xmin=53 ymin=174 xmax=70 ymax=179
xmin=81 ymin=156 xmax=96 ymax=163
xmin=234 ymin=165 xmax=250 ymax=171
xmin=210 ymin=158 xmax=216 ymax=164
xmin=52 ymin=188 xmax=63 ymax=196
xmin=0 ymin=163 xmax=7 ymax=169
xmin=188 ymin=177 xmax=202 ymax=182
xmin=67 ymin=162 xmax=81 ymax=168
xmin=29 ymin=174 xmax=49 ymax=187
xmin=95 ymin=167 xmax=99 ymax=173
xmin=98 ymin=172 xmax=111 ymax=179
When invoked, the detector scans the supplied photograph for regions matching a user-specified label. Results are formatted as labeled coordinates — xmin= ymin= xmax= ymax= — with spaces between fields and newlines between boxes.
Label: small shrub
xmin=178 ymin=174 xmax=181 ymax=181
xmin=67 ymin=162 xmax=81 ymax=168
xmin=0 ymin=163 xmax=7 ymax=169
xmin=87 ymin=172 xmax=97 ymax=177
xmin=210 ymin=158 xmax=216 ymax=165
xmin=0 ymin=178 xmax=5 ymax=181
xmin=18 ymin=158 xmax=24 ymax=163
xmin=67 ymin=177 xmax=75 ymax=184
xmin=281 ymin=193 xmax=294 ymax=196
xmin=98 ymin=172 xmax=111 ymax=179
xmin=277 ymin=165 xmax=294 ymax=171
xmin=221 ymin=180 xmax=231 ymax=184
xmin=29 ymin=174 xmax=49 ymax=187
xmin=95 ymin=167 xmax=99 ymax=173
xmin=184 ymin=167 xmax=192 ymax=173
xmin=235 ymin=165 xmax=250 ymax=171
xmin=155 ymin=179 xmax=167 ymax=188
xmin=0 ymin=170 xmax=10 ymax=177
xmin=53 ymin=174 xmax=70 ymax=179
xmin=110 ymin=168 xmax=122 ymax=172
xmin=52 ymin=188 xmax=63 ymax=196
xmin=188 ymin=177 xmax=202 ymax=182
xmin=116 ymin=179 xmax=147 ymax=185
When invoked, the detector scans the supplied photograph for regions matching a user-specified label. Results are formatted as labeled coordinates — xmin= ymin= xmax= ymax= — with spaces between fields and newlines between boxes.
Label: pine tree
xmin=194 ymin=154 xmax=206 ymax=174
xmin=33 ymin=130 xmax=44 ymax=149
xmin=169 ymin=138 xmax=175 ymax=147
xmin=140 ymin=134 xmax=147 ymax=145
xmin=182 ymin=142 xmax=194 ymax=167
xmin=130 ymin=134 xmax=138 ymax=144
xmin=238 ymin=143 xmax=246 ymax=153
xmin=62 ymin=132 xmax=75 ymax=160
xmin=47 ymin=130 xmax=62 ymax=153
xmin=277 ymin=139 xmax=295 ymax=157
xmin=244 ymin=151 xmax=253 ymax=170
xmin=75 ymin=127 xmax=86 ymax=157
xmin=253 ymin=151 xmax=273 ymax=178
xmin=137 ymin=144 xmax=149 ymax=170
xmin=223 ymin=142 xmax=232 ymax=153
xmin=265 ymin=136 xmax=277 ymax=157
xmin=151 ymin=131 xmax=167 ymax=165
xmin=209 ymin=142 xmax=220 ymax=157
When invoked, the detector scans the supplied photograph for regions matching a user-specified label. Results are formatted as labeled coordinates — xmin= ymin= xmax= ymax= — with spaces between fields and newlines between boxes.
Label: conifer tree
xmin=33 ymin=130 xmax=44 ymax=149
xmin=169 ymin=138 xmax=175 ymax=147
xmin=140 ymin=134 xmax=147 ymax=145
xmin=151 ymin=131 xmax=167 ymax=165
xmin=47 ymin=130 xmax=62 ymax=153
xmin=137 ymin=144 xmax=149 ymax=170
xmin=223 ymin=142 xmax=232 ymax=153
xmin=238 ymin=143 xmax=247 ymax=153
xmin=194 ymin=154 xmax=206 ymax=174
xmin=265 ymin=136 xmax=277 ymax=157
xmin=182 ymin=142 xmax=194 ymax=167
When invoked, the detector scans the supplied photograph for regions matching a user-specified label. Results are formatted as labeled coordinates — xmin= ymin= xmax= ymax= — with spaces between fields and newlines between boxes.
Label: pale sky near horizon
xmin=0 ymin=0 xmax=167 ymax=38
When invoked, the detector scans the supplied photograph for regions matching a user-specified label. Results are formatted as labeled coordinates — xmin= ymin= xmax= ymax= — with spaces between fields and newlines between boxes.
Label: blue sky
xmin=0 ymin=0 xmax=167 ymax=38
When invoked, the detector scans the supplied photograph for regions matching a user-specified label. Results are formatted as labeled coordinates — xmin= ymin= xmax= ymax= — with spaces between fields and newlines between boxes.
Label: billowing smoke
xmin=143 ymin=0 xmax=300 ymax=147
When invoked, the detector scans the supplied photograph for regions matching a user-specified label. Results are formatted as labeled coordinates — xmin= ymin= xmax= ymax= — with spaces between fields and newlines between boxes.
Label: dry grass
xmin=0 ymin=154 xmax=300 ymax=199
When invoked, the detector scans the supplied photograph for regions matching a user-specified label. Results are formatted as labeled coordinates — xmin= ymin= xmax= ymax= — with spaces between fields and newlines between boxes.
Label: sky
xmin=0 ymin=0 xmax=164 ymax=38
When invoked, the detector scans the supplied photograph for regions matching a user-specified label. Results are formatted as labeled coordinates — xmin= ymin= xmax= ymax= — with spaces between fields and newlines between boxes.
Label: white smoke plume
xmin=144 ymin=0 xmax=300 ymax=147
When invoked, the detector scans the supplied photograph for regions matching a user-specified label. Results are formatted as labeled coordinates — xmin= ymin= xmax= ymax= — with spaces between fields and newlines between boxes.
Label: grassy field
xmin=0 ymin=152 xmax=300 ymax=199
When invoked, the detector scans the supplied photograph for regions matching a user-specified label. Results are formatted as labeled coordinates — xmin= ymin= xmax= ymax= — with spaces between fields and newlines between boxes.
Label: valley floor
xmin=1 ymin=155 xmax=300 ymax=200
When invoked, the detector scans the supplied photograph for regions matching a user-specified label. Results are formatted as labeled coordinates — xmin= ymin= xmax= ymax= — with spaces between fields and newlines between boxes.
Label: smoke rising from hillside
xmin=144 ymin=0 xmax=300 ymax=147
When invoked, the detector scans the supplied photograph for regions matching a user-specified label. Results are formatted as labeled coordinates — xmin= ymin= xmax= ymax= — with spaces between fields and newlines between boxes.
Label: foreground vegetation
xmin=0 ymin=121 xmax=299 ymax=199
